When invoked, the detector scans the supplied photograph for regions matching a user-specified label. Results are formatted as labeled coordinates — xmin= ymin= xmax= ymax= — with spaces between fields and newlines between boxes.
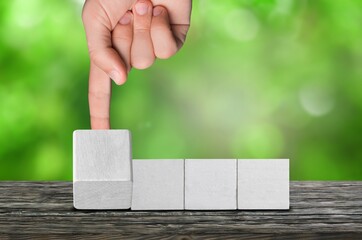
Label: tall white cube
xmin=238 ymin=159 xmax=289 ymax=210
xmin=73 ymin=130 xmax=132 ymax=209
xmin=131 ymin=159 xmax=184 ymax=210
xmin=185 ymin=159 xmax=237 ymax=210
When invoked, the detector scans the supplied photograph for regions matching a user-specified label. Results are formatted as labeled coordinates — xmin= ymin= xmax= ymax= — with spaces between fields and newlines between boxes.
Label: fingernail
xmin=120 ymin=13 xmax=132 ymax=25
xmin=135 ymin=1 xmax=149 ymax=16
xmin=153 ymin=7 xmax=163 ymax=17
xmin=109 ymin=70 xmax=122 ymax=84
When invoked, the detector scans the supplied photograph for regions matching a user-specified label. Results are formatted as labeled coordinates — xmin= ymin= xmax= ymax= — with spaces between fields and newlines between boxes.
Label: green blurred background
xmin=0 ymin=0 xmax=361 ymax=180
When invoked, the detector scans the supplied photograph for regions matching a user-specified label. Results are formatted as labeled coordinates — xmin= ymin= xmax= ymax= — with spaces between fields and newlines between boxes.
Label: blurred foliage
xmin=0 ymin=0 xmax=362 ymax=180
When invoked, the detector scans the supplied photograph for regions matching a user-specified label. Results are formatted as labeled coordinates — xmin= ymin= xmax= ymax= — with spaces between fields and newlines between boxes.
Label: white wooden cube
xmin=185 ymin=159 xmax=237 ymax=210
xmin=131 ymin=159 xmax=184 ymax=210
xmin=238 ymin=159 xmax=289 ymax=210
xmin=73 ymin=130 xmax=132 ymax=209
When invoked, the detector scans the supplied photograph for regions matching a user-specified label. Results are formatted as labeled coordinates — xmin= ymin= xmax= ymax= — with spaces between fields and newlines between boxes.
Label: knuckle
xmin=134 ymin=28 xmax=150 ymax=34
xmin=157 ymin=5 xmax=167 ymax=13
xmin=156 ymin=45 xmax=178 ymax=59
xmin=112 ymin=33 xmax=132 ymax=43
xmin=88 ymin=48 xmax=111 ymax=64
xmin=132 ymin=58 xmax=154 ymax=70
xmin=89 ymin=90 xmax=110 ymax=100
xmin=112 ymin=27 xmax=132 ymax=42
xmin=91 ymin=115 xmax=109 ymax=121
xmin=88 ymin=49 xmax=100 ymax=62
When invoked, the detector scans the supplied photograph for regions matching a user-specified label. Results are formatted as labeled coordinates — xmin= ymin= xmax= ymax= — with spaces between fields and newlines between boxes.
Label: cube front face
xmin=131 ymin=159 xmax=184 ymax=210
xmin=185 ymin=159 xmax=237 ymax=210
xmin=73 ymin=181 xmax=132 ymax=210
xmin=238 ymin=159 xmax=289 ymax=210
xmin=73 ymin=130 xmax=132 ymax=209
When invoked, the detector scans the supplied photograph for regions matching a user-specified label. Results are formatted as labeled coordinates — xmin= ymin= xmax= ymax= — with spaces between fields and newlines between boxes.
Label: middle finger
xmin=131 ymin=0 xmax=155 ymax=69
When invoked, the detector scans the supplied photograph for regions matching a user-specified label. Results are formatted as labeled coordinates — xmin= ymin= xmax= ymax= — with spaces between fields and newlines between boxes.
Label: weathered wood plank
xmin=0 ymin=181 xmax=361 ymax=239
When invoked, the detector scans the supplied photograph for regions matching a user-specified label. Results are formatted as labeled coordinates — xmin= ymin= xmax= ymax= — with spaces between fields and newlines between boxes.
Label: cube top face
xmin=185 ymin=159 xmax=237 ymax=210
xmin=238 ymin=159 xmax=289 ymax=209
xmin=131 ymin=159 xmax=184 ymax=210
xmin=73 ymin=130 xmax=131 ymax=181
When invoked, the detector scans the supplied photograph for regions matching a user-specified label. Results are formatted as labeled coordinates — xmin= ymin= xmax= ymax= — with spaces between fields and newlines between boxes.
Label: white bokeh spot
xmin=299 ymin=84 xmax=335 ymax=117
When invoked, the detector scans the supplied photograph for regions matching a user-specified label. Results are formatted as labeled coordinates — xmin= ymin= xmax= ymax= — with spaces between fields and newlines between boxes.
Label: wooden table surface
xmin=0 ymin=181 xmax=361 ymax=239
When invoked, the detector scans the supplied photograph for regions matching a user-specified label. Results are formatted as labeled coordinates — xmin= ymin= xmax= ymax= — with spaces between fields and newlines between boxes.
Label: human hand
xmin=82 ymin=0 xmax=192 ymax=129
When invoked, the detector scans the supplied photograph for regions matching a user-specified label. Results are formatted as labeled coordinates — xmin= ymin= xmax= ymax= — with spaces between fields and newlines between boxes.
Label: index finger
xmin=82 ymin=0 xmax=130 ymax=85
xmin=88 ymin=62 xmax=112 ymax=129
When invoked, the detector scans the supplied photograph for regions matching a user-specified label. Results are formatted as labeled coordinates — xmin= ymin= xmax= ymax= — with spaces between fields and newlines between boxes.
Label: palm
xmin=84 ymin=0 xmax=191 ymax=30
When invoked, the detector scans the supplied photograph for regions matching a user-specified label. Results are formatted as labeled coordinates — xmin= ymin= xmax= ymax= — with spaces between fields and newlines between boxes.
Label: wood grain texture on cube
xmin=238 ymin=159 xmax=289 ymax=210
xmin=73 ymin=181 xmax=132 ymax=209
xmin=185 ymin=159 xmax=237 ymax=210
xmin=132 ymin=159 xmax=184 ymax=210
xmin=73 ymin=130 xmax=132 ymax=209
xmin=73 ymin=130 xmax=131 ymax=181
